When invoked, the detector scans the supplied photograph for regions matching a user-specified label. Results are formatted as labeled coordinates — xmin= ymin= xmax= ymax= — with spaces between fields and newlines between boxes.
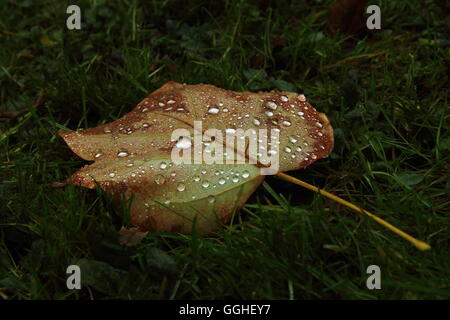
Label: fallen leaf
xmin=59 ymin=82 xmax=333 ymax=234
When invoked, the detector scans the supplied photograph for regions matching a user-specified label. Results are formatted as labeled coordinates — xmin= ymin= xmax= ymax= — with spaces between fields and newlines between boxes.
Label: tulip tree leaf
xmin=59 ymin=82 xmax=333 ymax=234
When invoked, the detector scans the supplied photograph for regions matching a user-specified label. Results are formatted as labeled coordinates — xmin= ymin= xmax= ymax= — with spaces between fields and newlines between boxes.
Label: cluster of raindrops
xmin=92 ymin=89 xmax=328 ymax=192
xmin=102 ymin=162 xmax=256 ymax=208
xmin=261 ymin=98 xmax=295 ymax=130
xmin=256 ymin=93 xmax=328 ymax=163
xmin=185 ymin=168 xmax=253 ymax=195
xmin=129 ymin=166 xmax=254 ymax=207
xmin=199 ymin=94 xmax=255 ymax=133
xmin=138 ymin=95 xmax=189 ymax=116
xmin=70 ymin=85 xmax=333 ymax=222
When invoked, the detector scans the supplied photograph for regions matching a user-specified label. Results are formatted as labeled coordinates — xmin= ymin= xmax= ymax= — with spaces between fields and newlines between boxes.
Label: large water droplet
xmin=282 ymin=120 xmax=292 ymax=127
xmin=177 ymin=183 xmax=186 ymax=192
xmin=241 ymin=170 xmax=250 ymax=178
xmin=108 ymin=172 xmax=116 ymax=178
xmin=280 ymin=95 xmax=289 ymax=102
xmin=289 ymin=136 xmax=298 ymax=143
xmin=208 ymin=106 xmax=220 ymax=114
xmin=117 ymin=150 xmax=128 ymax=157
xmin=218 ymin=178 xmax=226 ymax=185
xmin=160 ymin=162 xmax=167 ymax=169
xmin=265 ymin=111 xmax=274 ymax=117
xmin=94 ymin=149 xmax=103 ymax=159
xmin=253 ymin=118 xmax=261 ymax=126
xmin=284 ymin=147 xmax=292 ymax=153
xmin=202 ymin=180 xmax=210 ymax=188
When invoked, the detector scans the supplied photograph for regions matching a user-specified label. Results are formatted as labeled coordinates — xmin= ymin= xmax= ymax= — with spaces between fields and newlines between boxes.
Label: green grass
xmin=1 ymin=0 xmax=449 ymax=299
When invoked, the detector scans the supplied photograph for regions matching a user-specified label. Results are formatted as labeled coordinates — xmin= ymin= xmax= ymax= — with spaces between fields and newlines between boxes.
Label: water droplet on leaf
xmin=177 ymin=183 xmax=186 ymax=192
xmin=202 ymin=180 xmax=210 ymax=188
xmin=208 ymin=106 xmax=220 ymax=114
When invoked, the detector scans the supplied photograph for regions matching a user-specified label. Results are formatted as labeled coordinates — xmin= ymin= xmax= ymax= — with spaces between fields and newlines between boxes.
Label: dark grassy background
xmin=1 ymin=0 xmax=449 ymax=299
